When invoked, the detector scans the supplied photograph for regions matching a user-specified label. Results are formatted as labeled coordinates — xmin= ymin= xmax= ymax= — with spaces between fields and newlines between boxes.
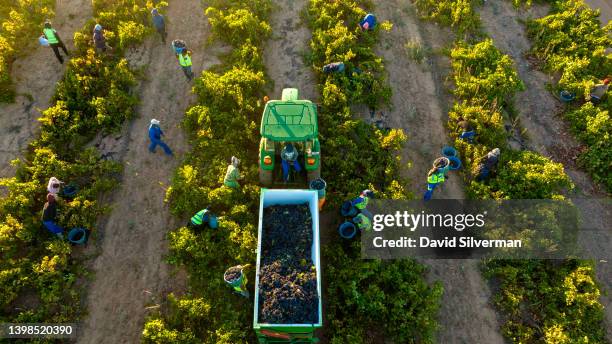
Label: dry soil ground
xmin=76 ymin=0 xmax=214 ymax=342
xmin=0 ymin=0 xmax=92 ymax=178
xmin=479 ymin=0 xmax=612 ymax=340
xmin=264 ymin=0 xmax=317 ymax=101
xmin=372 ymin=1 xmax=506 ymax=343
xmin=584 ymin=0 xmax=612 ymax=24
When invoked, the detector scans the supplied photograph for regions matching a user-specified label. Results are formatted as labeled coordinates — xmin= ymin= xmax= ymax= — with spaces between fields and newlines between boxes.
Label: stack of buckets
xmin=309 ymin=178 xmax=326 ymax=210
xmin=442 ymin=146 xmax=462 ymax=171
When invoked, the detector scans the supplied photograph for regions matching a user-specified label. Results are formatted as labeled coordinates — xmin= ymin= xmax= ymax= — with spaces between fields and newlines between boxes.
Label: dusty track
xmin=479 ymin=1 xmax=612 ymax=340
xmin=0 ymin=0 xmax=92 ymax=177
xmin=264 ymin=0 xmax=317 ymax=101
xmin=584 ymin=0 xmax=612 ymax=25
xmin=373 ymin=1 xmax=506 ymax=343
xmin=76 ymin=1 xmax=212 ymax=343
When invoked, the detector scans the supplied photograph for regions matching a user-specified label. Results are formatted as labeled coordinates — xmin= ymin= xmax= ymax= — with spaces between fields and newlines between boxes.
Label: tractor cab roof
xmin=260 ymin=100 xmax=318 ymax=141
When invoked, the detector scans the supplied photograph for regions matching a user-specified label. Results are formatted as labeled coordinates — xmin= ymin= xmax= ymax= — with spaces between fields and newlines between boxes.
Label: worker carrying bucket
xmin=224 ymin=265 xmax=250 ymax=298
xmin=423 ymin=157 xmax=450 ymax=201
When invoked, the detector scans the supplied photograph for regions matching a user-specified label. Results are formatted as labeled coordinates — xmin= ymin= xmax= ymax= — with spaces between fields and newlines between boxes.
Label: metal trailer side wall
xmin=253 ymin=189 xmax=323 ymax=341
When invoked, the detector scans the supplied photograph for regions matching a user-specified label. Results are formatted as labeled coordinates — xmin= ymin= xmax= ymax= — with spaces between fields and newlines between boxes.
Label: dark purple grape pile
xmin=224 ymin=266 xmax=242 ymax=282
xmin=258 ymin=204 xmax=319 ymax=324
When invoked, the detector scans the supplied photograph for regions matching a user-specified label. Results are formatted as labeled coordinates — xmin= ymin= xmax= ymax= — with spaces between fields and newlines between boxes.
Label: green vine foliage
xmin=527 ymin=0 xmax=611 ymax=191
xmin=440 ymin=6 xmax=606 ymax=343
xmin=412 ymin=0 xmax=482 ymax=36
xmin=0 ymin=0 xmax=54 ymax=102
xmin=0 ymin=0 xmax=158 ymax=330
xmin=141 ymin=1 xmax=271 ymax=343
xmin=307 ymin=1 xmax=441 ymax=343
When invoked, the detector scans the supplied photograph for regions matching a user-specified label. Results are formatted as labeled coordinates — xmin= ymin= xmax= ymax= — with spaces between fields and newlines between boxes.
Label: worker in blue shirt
xmin=359 ymin=13 xmax=377 ymax=31
xmin=148 ymin=119 xmax=173 ymax=156
xmin=151 ymin=8 xmax=167 ymax=43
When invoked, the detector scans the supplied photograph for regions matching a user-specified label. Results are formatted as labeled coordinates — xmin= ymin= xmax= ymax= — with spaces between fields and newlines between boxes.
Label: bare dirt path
xmin=263 ymin=0 xmax=317 ymax=101
xmin=479 ymin=1 xmax=612 ymax=340
xmin=0 ymin=0 xmax=92 ymax=178
xmin=76 ymin=1 xmax=213 ymax=343
xmin=373 ymin=1 xmax=506 ymax=343
xmin=584 ymin=0 xmax=612 ymax=25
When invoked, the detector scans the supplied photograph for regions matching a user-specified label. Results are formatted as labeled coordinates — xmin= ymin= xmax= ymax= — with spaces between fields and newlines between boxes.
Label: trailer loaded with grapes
xmin=253 ymin=189 xmax=323 ymax=343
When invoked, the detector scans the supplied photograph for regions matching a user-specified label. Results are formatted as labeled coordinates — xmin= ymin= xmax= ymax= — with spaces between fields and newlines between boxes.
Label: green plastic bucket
xmin=309 ymin=178 xmax=326 ymax=199
xmin=224 ymin=266 xmax=245 ymax=290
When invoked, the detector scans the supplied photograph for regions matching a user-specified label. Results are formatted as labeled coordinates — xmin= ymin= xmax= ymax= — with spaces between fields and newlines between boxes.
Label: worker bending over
xmin=42 ymin=21 xmax=69 ymax=64
xmin=457 ymin=117 xmax=475 ymax=143
xmin=42 ymin=194 xmax=63 ymax=239
xmin=359 ymin=13 xmax=376 ymax=31
xmin=588 ymin=78 xmax=610 ymax=104
xmin=351 ymin=189 xmax=374 ymax=219
xmin=281 ymin=143 xmax=301 ymax=182
xmin=323 ymin=62 xmax=345 ymax=74
xmin=353 ymin=213 xmax=372 ymax=232
xmin=475 ymin=148 xmax=500 ymax=182
xmin=224 ymin=156 xmax=241 ymax=188
xmin=93 ymin=24 xmax=112 ymax=54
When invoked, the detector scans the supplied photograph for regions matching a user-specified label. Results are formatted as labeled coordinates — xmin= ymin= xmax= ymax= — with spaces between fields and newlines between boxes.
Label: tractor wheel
xmin=259 ymin=168 xmax=273 ymax=186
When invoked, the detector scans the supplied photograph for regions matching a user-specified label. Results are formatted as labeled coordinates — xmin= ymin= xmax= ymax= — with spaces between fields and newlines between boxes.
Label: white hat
xmin=231 ymin=156 xmax=240 ymax=166
xmin=491 ymin=148 xmax=500 ymax=156
xmin=150 ymin=119 xmax=160 ymax=125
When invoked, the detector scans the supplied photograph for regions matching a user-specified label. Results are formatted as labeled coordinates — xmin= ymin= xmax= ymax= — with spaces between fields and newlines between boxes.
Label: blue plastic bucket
xmin=338 ymin=221 xmax=357 ymax=239
xmin=209 ymin=215 xmax=218 ymax=229
xmin=309 ymin=178 xmax=327 ymax=199
xmin=340 ymin=201 xmax=358 ymax=217
xmin=68 ymin=228 xmax=87 ymax=244
xmin=560 ymin=90 xmax=575 ymax=103
xmin=442 ymin=146 xmax=457 ymax=158
xmin=62 ymin=183 xmax=78 ymax=198
xmin=448 ymin=156 xmax=462 ymax=170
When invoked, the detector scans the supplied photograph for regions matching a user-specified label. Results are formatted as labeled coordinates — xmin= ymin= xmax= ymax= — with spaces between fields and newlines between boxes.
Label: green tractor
xmin=259 ymin=88 xmax=321 ymax=186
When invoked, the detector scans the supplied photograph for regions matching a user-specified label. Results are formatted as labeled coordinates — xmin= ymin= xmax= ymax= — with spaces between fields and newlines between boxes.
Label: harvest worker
xmin=588 ymin=78 xmax=610 ymax=104
xmin=353 ymin=213 xmax=372 ymax=232
xmin=177 ymin=48 xmax=194 ymax=81
xmin=359 ymin=13 xmax=377 ymax=31
xmin=148 ymin=119 xmax=173 ymax=156
xmin=47 ymin=177 xmax=63 ymax=200
xmin=42 ymin=194 xmax=63 ymax=239
xmin=351 ymin=189 xmax=374 ymax=219
xmin=457 ymin=117 xmax=475 ymax=143
xmin=42 ymin=21 xmax=69 ymax=64
xmin=475 ymin=148 xmax=500 ymax=182
xmin=322 ymin=62 xmax=345 ymax=74
xmin=423 ymin=157 xmax=449 ymax=201
xmin=281 ymin=143 xmax=301 ymax=182
xmin=151 ymin=8 xmax=167 ymax=44
xmin=224 ymin=156 xmax=241 ymax=188
xmin=93 ymin=24 xmax=112 ymax=54
xmin=189 ymin=208 xmax=211 ymax=229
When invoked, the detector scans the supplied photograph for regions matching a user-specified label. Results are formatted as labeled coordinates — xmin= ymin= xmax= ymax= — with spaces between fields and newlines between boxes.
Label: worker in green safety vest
xmin=423 ymin=157 xmax=449 ymax=201
xmin=42 ymin=21 xmax=69 ymax=64
xmin=224 ymin=156 xmax=241 ymax=188
xmin=189 ymin=208 xmax=210 ymax=228
xmin=351 ymin=189 xmax=374 ymax=219
xmin=353 ymin=213 xmax=372 ymax=232
xmin=177 ymin=48 xmax=193 ymax=81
